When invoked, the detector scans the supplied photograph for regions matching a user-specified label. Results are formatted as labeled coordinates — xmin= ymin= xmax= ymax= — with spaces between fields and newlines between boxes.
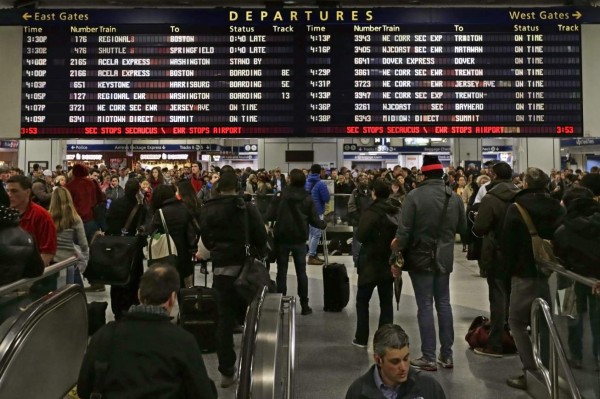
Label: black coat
xmin=502 ymin=188 xmax=565 ymax=278
xmin=553 ymin=198 xmax=600 ymax=278
xmin=0 ymin=223 xmax=44 ymax=285
xmin=356 ymin=198 xmax=401 ymax=286
xmin=200 ymin=194 xmax=267 ymax=268
xmin=265 ymin=185 xmax=326 ymax=245
xmin=152 ymin=198 xmax=198 ymax=278
xmin=0 ymin=184 xmax=8 ymax=207
xmin=106 ymin=196 xmax=147 ymax=236
xmin=473 ymin=180 xmax=520 ymax=277
xmin=77 ymin=311 xmax=217 ymax=399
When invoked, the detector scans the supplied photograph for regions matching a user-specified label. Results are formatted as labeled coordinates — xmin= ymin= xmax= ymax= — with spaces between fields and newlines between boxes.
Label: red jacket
xmin=66 ymin=164 xmax=103 ymax=222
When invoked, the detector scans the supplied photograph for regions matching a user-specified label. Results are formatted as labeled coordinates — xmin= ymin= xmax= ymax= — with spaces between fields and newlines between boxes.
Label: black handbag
xmin=85 ymin=204 xmax=141 ymax=286
xmin=234 ymin=205 xmax=277 ymax=302
xmin=404 ymin=188 xmax=451 ymax=273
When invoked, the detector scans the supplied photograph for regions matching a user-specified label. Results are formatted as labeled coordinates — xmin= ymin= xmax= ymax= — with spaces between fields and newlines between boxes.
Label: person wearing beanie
xmin=305 ymin=163 xmax=330 ymax=265
xmin=391 ymin=155 xmax=466 ymax=371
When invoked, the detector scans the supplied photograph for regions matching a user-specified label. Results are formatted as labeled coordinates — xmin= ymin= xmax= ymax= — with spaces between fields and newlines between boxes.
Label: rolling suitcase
xmin=322 ymin=229 xmax=350 ymax=312
xmin=178 ymin=264 xmax=218 ymax=353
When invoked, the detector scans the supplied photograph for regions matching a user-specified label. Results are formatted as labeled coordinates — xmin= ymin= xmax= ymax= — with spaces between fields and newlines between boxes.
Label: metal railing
xmin=530 ymin=259 xmax=600 ymax=399
xmin=531 ymin=298 xmax=581 ymax=399
xmin=0 ymin=257 xmax=78 ymax=297
xmin=237 ymin=287 xmax=296 ymax=399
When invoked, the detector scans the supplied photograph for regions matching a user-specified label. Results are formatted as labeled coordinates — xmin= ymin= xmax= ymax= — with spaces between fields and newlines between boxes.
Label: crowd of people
xmin=0 ymin=156 xmax=599 ymax=398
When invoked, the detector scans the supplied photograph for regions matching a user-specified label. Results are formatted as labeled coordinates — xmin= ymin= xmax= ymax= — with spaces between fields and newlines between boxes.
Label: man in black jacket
xmin=266 ymin=169 xmax=326 ymax=316
xmin=553 ymin=187 xmax=600 ymax=369
xmin=77 ymin=264 xmax=217 ymax=399
xmin=353 ymin=179 xmax=401 ymax=348
xmin=472 ymin=162 xmax=520 ymax=357
xmin=345 ymin=324 xmax=446 ymax=399
xmin=347 ymin=173 xmax=372 ymax=268
xmin=501 ymin=167 xmax=565 ymax=390
xmin=200 ymin=171 xmax=267 ymax=388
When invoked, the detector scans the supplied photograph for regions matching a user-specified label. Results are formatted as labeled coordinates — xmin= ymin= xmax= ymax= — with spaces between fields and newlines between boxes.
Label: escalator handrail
xmin=0 ymin=284 xmax=87 ymax=373
xmin=530 ymin=298 xmax=581 ymax=399
xmin=237 ymin=286 xmax=269 ymax=399
xmin=538 ymin=258 xmax=599 ymax=290
xmin=283 ymin=296 xmax=296 ymax=399
xmin=0 ymin=257 xmax=78 ymax=297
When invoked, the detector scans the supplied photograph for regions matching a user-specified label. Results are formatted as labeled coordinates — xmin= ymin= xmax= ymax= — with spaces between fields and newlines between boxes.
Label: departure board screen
xmin=7 ymin=7 xmax=585 ymax=137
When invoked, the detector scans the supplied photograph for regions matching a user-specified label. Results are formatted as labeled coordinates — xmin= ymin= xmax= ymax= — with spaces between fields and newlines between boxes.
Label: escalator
xmin=527 ymin=260 xmax=600 ymax=399
xmin=238 ymin=287 xmax=296 ymax=399
xmin=0 ymin=258 xmax=88 ymax=399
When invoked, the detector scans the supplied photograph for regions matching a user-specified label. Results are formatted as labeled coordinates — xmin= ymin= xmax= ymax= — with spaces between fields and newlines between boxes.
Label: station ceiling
xmin=0 ymin=0 xmax=596 ymax=8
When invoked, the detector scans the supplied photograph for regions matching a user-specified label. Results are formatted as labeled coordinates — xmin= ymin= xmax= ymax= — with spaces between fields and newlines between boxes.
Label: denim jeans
xmin=276 ymin=242 xmax=309 ymax=302
xmin=409 ymin=272 xmax=454 ymax=361
xmin=355 ymin=279 xmax=393 ymax=345
xmin=567 ymin=283 xmax=599 ymax=361
xmin=213 ymin=275 xmax=246 ymax=377
xmin=307 ymin=214 xmax=323 ymax=257
xmin=83 ymin=220 xmax=99 ymax=245
xmin=66 ymin=266 xmax=84 ymax=287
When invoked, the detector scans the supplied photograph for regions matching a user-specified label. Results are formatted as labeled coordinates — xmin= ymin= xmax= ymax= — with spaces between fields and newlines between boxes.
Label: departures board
xmin=0 ymin=7 xmax=588 ymax=137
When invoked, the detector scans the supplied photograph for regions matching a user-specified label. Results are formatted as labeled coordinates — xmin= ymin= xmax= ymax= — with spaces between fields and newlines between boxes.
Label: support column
xmin=450 ymin=138 xmax=481 ymax=168
xmin=512 ymin=138 xmax=561 ymax=173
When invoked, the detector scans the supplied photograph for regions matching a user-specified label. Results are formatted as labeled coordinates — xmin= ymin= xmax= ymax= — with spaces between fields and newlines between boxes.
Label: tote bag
xmin=147 ymin=208 xmax=178 ymax=267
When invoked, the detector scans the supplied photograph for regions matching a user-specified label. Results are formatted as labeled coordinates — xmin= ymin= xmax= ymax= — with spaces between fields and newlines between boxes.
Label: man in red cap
xmin=392 ymin=155 xmax=466 ymax=371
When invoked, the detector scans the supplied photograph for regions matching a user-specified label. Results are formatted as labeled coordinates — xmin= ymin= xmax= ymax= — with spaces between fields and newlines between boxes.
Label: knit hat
xmin=0 ymin=205 xmax=20 ymax=227
xmin=421 ymin=155 xmax=444 ymax=178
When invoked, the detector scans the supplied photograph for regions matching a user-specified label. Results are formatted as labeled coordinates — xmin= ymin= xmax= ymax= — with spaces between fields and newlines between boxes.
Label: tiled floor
xmin=84 ymin=245 xmax=531 ymax=399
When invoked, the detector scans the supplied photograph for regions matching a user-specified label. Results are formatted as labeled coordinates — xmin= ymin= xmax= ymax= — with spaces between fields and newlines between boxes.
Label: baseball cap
xmin=42 ymin=169 xmax=53 ymax=177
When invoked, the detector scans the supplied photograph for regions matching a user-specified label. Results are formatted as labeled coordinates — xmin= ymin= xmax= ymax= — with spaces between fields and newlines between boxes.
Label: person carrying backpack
xmin=352 ymin=179 xmax=401 ymax=348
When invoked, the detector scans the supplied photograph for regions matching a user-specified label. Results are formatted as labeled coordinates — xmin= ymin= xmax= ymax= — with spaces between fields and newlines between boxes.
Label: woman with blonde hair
xmin=49 ymin=187 xmax=89 ymax=286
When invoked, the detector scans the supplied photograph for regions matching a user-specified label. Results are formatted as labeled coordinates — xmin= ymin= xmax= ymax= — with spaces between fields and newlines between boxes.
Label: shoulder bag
xmin=234 ymin=205 xmax=277 ymax=302
xmin=147 ymin=208 xmax=178 ymax=268
xmin=85 ymin=204 xmax=141 ymax=286
xmin=404 ymin=187 xmax=451 ymax=273
xmin=514 ymin=203 xmax=556 ymax=277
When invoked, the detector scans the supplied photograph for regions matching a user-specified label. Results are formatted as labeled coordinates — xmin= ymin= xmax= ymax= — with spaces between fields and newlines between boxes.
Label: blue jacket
xmin=305 ymin=173 xmax=330 ymax=215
